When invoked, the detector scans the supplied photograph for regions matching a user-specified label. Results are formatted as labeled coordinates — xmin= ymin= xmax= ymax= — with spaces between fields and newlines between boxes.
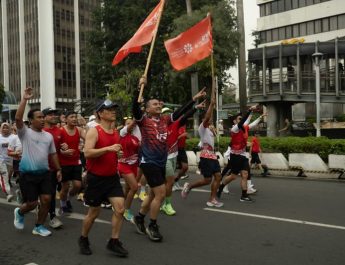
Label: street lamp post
xmin=312 ymin=52 xmax=323 ymax=137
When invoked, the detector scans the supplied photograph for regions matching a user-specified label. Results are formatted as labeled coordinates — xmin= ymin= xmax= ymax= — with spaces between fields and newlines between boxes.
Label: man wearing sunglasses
xmin=78 ymin=99 xmax=128 ymax=257
xmin=132 ymin=76 xmax=206 ymax=242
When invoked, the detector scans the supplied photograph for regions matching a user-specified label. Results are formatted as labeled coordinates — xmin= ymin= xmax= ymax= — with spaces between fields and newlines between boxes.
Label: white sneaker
xmin=172 ymin=182 xmax=183 ymax=191
xmin=247 ymin=187 xmax=257 ymax=194
xmin=223 ymin=185 xmax=230 ymax=194
xmin=181 ymin=183 xmax=190 ymax=199
xmin=49 ymin=217 xmax=63 ymax=229
xmin=6 ymin=194 xmax=14 ymax=202
xmin=180 ymin=174 xmax=189 ymax=180
xmin=206 ymin=199 xmax=224 ymax=208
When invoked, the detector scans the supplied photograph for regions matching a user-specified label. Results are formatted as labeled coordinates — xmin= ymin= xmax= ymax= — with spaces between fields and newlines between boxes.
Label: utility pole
xmin=237 ymin=0 xmax=247 ymax=113
xmin=186 ymin=0 xmax=199 ymax=137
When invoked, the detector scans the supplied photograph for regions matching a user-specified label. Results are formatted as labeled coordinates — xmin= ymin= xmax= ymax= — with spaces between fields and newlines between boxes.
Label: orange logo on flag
xmin=164 ymin=16 xmax=213 ymax=71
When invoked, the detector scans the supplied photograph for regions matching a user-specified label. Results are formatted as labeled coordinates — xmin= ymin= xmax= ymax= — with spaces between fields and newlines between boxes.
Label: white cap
xmin=89 ymin=115 xmax=96 ymax=122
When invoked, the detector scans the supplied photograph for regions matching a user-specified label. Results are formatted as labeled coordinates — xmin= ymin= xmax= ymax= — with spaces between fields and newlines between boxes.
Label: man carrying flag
xmin=164 ymin=15 xmax=213 ymax=71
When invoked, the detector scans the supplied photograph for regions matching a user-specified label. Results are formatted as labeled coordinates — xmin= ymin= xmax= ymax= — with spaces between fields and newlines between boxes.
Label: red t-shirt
xmin=119 ymin=133 xmax=140 ymax=165
xmin=167 ymin=120 xmax=180 ymax=156
xmin=59 ymin=127 xmax=81 ymax=166
xmin=86 ymin=125 xmax=120 ymax=176
xmin=43 ymin=126 xmax=62 ymax=170
xmin=177 ymin=126 xmax=187 ymax=149
xmin=251 ymin=136 xmax=261 ymax=153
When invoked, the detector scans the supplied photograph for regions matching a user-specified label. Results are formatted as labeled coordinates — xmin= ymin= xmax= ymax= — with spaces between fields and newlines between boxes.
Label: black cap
xmin=96 ymin=99 xmax=119 ymax=112
xmin=42 ymin=107 xmax=58 ymax=116
xmin=63 ymin=109 xmax=77 ymax=117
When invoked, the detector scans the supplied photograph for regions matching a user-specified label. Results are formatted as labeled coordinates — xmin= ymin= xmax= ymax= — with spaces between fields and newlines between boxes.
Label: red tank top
xmin=86 ymin=125 xmax=120 ymax=176
xmin=59 ymin=127 xmax=80 ymax=166
xmin=231 ymin=125 xmax=249 ymax=154
xmin=119 ymin=133 xmax=140 ymax=165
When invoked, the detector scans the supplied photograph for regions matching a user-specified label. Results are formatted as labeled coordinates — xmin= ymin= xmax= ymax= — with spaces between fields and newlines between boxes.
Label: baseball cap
xmin=42 ymin=107 xmax=58 ymax=116
xmin=96 ymin=99 xmax=119 ymax=112
xmin=161 ymin=107 xmax=172 ymax=114
xmin=63 ymin=109 xmax=77 ymax=117
xmin=89 ymin=115 xmax=96 ymax=122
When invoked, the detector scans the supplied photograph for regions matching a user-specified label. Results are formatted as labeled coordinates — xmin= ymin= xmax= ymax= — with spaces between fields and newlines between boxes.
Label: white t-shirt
xmin=0 ymin=134 xmax=16 ymax=165
xmin=8 ymin=134 xmax=22 ymax=161
xmin=198 ymin=123 xmax=217 ymax=160
xmin=17 ymin=126 xmax=56 ymax=173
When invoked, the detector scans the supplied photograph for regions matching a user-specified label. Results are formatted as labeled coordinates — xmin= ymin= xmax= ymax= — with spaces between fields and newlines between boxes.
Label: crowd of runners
xmin=1 ymin=77 xmax=270 ymax=258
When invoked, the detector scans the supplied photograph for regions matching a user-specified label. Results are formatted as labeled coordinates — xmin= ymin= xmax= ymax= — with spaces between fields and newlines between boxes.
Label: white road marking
xmin=24 ymin=263 xmax=39 ymax=265
xmin=204 ymin=208 xmax=345 ymax=231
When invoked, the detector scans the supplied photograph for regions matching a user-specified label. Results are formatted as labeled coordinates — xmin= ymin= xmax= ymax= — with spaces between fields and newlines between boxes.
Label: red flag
xmin=112 ymin=1 xmax=163 ymax=66
xmin=164 ymin=16 xmax=213 ymax=71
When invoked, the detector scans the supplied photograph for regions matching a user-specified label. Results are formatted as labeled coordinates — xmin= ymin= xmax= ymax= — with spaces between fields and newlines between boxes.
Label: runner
xmin=181 ymin=94 xmax=224 ymax=207
xmin=132 ymin=76 xmax=206 ymax=241
xmin=58 ymin=110 xmax=86 ymax=214
xmin=118 ymin=118 xmax=141 ymax=222
xmin=42 ymin=107 xmax=64 ymax=229
xmin=13 ymin=87 xmax=62 ymax=237
xmin=79 ymin=99 xmax=128 ymax=257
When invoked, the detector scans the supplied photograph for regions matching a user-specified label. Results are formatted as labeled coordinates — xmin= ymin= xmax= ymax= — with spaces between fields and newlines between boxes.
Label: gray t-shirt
xmin=18 ymin=126 xmax=56 ymax=174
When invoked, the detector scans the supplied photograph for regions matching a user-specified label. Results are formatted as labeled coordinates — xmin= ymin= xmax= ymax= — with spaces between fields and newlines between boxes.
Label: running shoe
xmin=138 ymin=191 xmax=147 ymax=201
xmin=223 ymin=185 xmax=230 ymax=194
xmin=77 ymin=193 xmax=84 ymax=201
xmin=123 ymin=209 xmax=134 ymax=223
xmin=180 ymin=174 xmax=189 ymax=180
xmin=240 ymin=196 xmax=254 ymax=202
xmin=14 ymin=207 xmax=24 ymax=230
xmin=78 ymin=236 xmax=92 ymax=255
xmin=206 ymin=199 xmax=224 ymax=208
xmin=6 ymin=194 xmax=14 ymax=202
xmin=146 ymin=223 xmax=163 ymax=242
xmin=49 ymin=216 xmax=63 ymax=229
xmin=133 ymin=216 xmax=146 ymax=235
xmin=247 ymin=187 xmax=257 ymax=194
xmin=172 ymin=182 xmax=183 ymax=191
xmin=106 ymin=239 xmax=128 ymax=257
xmin=181 ymin=182 xmax=190 ymax=199
xmin=134 ymin=193 xmax=139 ymax=199
xmin=160 ymin=203 xmax=176 ymax=216
xmin=32 ymin=225 xmax=52 ymax=237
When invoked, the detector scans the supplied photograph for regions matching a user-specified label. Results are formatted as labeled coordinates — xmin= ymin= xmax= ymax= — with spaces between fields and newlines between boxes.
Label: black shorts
xmin=19 ymin=171 xmax=51 ymax=203
xmin=229 ymin=154 xmax=250 ymax=175
xmin=198 ymin=157 xmax=221 ymax=178
xmin=61 ymin=165 xmax=82 ymax=182
xmin=177 ymin=149 xmax=188 ymax=169
xmin=140 ymin=163 xmax=165 ymax=188
xmin=84 ymin=172 xmax=124 ymax=207
xmin=251 ymin=152 xmax=261 ymax=164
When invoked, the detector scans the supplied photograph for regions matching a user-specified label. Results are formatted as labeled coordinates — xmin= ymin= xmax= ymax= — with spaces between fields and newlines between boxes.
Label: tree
xmin=86 ymin=0 xmax=239 ymax=107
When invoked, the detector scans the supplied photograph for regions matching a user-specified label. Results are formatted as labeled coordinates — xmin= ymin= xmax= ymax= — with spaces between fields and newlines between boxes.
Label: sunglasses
xmin=96 ymin=99 xmax=118 ymax=112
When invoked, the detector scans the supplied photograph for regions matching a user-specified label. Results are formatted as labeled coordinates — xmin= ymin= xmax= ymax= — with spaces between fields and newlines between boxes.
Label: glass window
xmin=260 ymin=5 xmax=265 ymax=17
xmin=292 ymin=0 xmax=299 ymax=9
xmin=338 ymin=14 xmax=345 ymax=29
xmin=260 ymin=31 xmax=266 ymax=43
xmin=300 ymin=22 xmax=307 ymax=36
xmin=299 ymin=0 xmax=306 ymax=7
xmin=279 ymin=27 xmax=286 ymax=40
xmin=271 ymin=1 xmax=278 ymax=14
xmin=330 ymin=16 xmax=338 ymax=30
xmin=306 ymin=0 xmax=313 ymax=6
xmin=285 ymin=0 xmax=292 ymax=11
xmin=293 ymin=24 xmax=299 ymax=37
xmin=307 ymin=21 xmax=314 ymax=34
xmin=265 ymin=3 xmax=272 ymax=16
xmin=272 ymin=29 xmax=279 ymax=41
xmin=314 ymin=20 xmax=321 ymax=33
xmin=322 ymin=18 xmax=329 ymax=32
xmin=278 ymin=0 xmax=285 ymax=12
xmin=286 ymin=26 xmax=292 ymax=38
xmin=266 ymin=30 xmax=272 ymax=42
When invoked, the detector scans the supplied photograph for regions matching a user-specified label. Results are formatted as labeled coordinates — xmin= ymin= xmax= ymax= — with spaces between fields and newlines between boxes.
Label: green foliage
xmin=86 ymin=0 xmax=239 ymax=106
xmin=335 ymin=113 xmax=345 ymax=122
xmin=0 ymin=83 xmax=5 ymax=113
xmin=186 ymin=136 xmax=345 ymax=162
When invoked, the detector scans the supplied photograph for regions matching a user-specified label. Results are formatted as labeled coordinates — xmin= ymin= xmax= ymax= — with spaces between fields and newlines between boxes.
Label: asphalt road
xmin=1 ymin=174 xmax=345 ymax=265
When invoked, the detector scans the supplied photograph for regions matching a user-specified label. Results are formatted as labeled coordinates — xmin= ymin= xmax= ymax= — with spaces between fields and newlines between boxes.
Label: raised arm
xmin=179 ymin=100 xmax=206 ymax=126
xmin=15 ymin=87 xmax=33 ymax=129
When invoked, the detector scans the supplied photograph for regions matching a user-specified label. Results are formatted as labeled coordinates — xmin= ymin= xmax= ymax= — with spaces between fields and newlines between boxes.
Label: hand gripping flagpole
xmin=138 ymin=0 xmax=165 ymax=103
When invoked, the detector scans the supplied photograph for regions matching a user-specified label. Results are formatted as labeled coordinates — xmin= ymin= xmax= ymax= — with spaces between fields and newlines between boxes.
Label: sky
xmin=229 ymin=0 xmax=259 ymax=86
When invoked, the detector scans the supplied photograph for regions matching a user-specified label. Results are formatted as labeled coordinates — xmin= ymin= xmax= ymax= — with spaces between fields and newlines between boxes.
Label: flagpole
xmin=138 ymin=0 xmax=165 ymax=103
